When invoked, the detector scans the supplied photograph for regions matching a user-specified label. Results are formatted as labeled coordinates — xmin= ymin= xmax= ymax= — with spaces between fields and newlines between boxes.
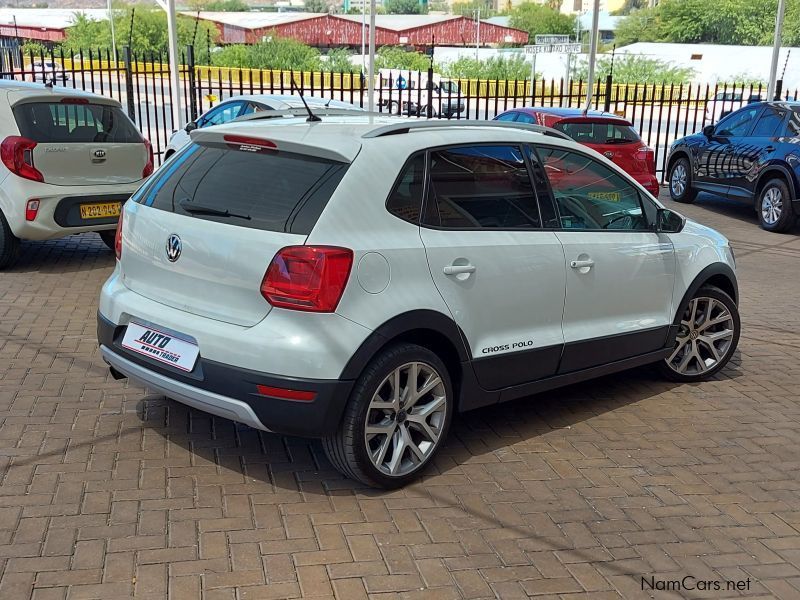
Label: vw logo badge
xmin=93 ymin=149 xmax=106 ymax=158
xmin=166 ymin=234 xmax=182 ymax=262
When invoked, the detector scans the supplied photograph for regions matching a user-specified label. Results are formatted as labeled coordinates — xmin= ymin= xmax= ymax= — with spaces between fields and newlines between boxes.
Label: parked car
xmin=494 ymin=107 xmax=660 ymax=197
xmin=667 ymin=101 xmax=800 ymax=232
xmin=30 ymin=60 xmax=70 ymax=83
xmin=0 ymin=80 xmax=153 ymax=269
xmin=370 ymin=69 xmax=465 ymax=118
xmin=98 ymin=116 xmax=740 ymax=488
xmin=164 ymin=94 xmax=362 ymax=157
xmin=705 ymin=91 xmax=762 ymax=123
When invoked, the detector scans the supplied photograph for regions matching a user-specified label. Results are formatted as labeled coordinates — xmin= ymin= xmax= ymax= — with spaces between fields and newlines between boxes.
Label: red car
xmin=494 ymin=107 xmax=660 ymax=197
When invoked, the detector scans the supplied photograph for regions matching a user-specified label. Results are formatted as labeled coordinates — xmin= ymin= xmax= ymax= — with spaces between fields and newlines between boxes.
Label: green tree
xmin=441 ymin=54 xmax=533 ymax=79
xmin=304 ymin=0 xmax=328 ymax=12
xmin=612 ymin=6 xmax=661 ymax=46
xmin=384 ymin=0 xmax=427 ymax=14
xmin=572 ymin=55 xmax=695 ymax=84
xmin=374 ymin=46 xmax=431 ymax=70
xmin=205 ymin=0 xmax=250 ymax=10
xmin=21 ymin=41 xmax=48 ymax=57
xmin=451 ymin=0 xmax=496 ymax=18
xmin=508 ymin=3 xmax=576 ymax=39
xmin=211 ymin=36 xmax=323 ymax=70
xmin=321 ymin=48 xmax=354 ymax=72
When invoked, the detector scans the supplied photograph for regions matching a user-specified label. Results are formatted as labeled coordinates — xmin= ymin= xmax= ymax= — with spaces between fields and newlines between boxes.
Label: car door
xmin=534 ymin=145 xmax=676 ymax=374
xmin=729 ymin=104 xmax=789 ymax=199
xmin=418 ymin=144 xmax=567 ymax=390
xmin=696 ymin=105 xmax=760 ymax=195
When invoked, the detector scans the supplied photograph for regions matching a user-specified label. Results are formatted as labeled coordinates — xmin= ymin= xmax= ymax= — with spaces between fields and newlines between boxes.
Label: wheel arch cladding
xmin=339 ymin=310 xmax=471 ymax=408
xmin=667 ymin=150 xmax=690 ymax=175
xmin=756 ymin=166 xmax=796 ymax=201
xmin=675 ymin=263 xmax=738 ymax=327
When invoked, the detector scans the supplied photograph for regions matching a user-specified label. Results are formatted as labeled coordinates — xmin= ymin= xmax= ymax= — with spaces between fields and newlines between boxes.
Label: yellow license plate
xmin=588 ymin=191 xmax=621 ymax=202
xmin=80 ymin=202 xmax=121 ymax=220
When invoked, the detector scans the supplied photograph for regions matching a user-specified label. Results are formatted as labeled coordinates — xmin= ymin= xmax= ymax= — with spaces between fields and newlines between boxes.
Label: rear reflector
xmin=261 ymin=246 xmax=353 ymax=313
xmin=256 ymin=385 xmax=316 ymax=402
xmin=114 ymin=210 xmax=123 ymax=260
xmin=223 ymin=135 xmax=277 ymax=153
xmin=25 ymin=199 xmax=40 ymax=221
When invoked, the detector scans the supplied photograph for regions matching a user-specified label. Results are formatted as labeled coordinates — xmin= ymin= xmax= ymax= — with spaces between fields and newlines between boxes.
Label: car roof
xmin=191 ymin=115 xmax=575 ymax=163
xmin=215 ymin=93 xmax=362 ymax=111
xmin=503 ymin=106 xmax=633 ymax=126
xmin=0 ymin=80 xmax=121 ymax=106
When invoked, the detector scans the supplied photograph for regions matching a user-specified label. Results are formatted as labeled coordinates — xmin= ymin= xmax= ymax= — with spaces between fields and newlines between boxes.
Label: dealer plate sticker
xmin=121 ymin=322 xmax=199 ymax=372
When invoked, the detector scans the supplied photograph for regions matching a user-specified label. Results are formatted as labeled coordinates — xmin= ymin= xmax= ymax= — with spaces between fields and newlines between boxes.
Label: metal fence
xmin=2 ymin=45 xmax=797 ymax=180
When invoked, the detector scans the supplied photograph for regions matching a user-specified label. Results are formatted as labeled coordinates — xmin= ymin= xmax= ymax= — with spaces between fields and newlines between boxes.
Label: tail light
xmin=142 ymin=138 xmax=154 ymax=178
xmin=25 ymin=199 xmax=40 ymax=221
xmin=637 ymin=146 xmax=656 ymax=175
xmin=1 ymin=136 xmax=43 ymax=182
xmin=114 ymin=210 xmax=123 ymax=260
xmin=261 ymin=246 xmax=353 ymax=313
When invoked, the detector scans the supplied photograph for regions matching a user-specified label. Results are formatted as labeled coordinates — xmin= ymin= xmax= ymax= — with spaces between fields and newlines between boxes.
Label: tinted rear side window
xmin=554 ymin=121 xmax=640 ymax=144
xmin=13 ymin=102 xmax=142 ymax=143
xmin=137 ymin=143 xmax=348 ymax=234
xmin=386 ymin=153 xmax=425 ymax=224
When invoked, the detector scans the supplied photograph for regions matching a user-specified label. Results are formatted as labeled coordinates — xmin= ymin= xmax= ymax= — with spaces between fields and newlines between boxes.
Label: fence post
xmin=603 ymin=74 xmax=612 ymax=112
xmin=775 ymin=79 xmax=783 ymax=101
xmin=186 ymin=45 xmax=198 ymax=122
xmin=426 ymin=65 xmax=434 ymax=119
xmin=122 ymin=46 xmax=136 ymax=124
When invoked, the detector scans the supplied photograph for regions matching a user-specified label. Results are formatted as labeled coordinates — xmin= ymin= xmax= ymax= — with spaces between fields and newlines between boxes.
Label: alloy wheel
xmin=761 ymin=186 xmax=783 ymax=226
xmin=364 ymin=361 xmax=447 ymax=477
xmin=670 ymin=163 xmax=687 ymax=197
xmin=665 ymin=296 xmax=736 ymax=376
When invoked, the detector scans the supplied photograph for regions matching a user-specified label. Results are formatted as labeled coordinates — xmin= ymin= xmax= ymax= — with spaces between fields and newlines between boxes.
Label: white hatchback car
xmin=99 ymin=114 xmax=740 ymax=488
xmin=0 ymin=81 xmax=153 ymax=269
xmin=164 ymin=94 xmax=363 ymax=158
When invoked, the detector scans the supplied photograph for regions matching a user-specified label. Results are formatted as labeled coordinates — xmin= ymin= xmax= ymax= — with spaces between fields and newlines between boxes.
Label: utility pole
xmin=108 ymin=0 xmax=117 ymax=61
xmin=767 ymin=0 xmax=786 ymax=101
xmin=473 ymin=9 xmax=480 ymax=60
xmin=367 ymin=0 xmax=376 ymax=114
xmin=582 ymin=0 xmax=600 ymax=114
xmin=155 ymin=0 xmax=184 ymax=129
xmin=361 ymin=0 xmax=366 ymax=73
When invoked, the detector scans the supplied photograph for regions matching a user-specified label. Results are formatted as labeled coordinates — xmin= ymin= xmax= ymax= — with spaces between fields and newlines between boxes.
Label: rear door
xmin=419 ymin=144 xmax=566 ymax=390
xmin=12 ymin=98 xmax=147 ymax=186
xmin=535 ymin=145 xmax=675 ymax=373
xmin=728 ymin=104 xmax=788 ymax=198
xmin=121 ymin=140 xmax=350 ymax=327
xmin=696 ymin=105 xmax=760 ymax=194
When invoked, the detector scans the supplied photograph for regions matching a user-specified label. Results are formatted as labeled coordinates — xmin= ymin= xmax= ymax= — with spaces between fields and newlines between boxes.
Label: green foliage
xmin=451 ymin=0 xmax=496 ymax=18
xmin=384 ymin=0 xmax=427 ymax=15
xmin=21 ymin=42 xmax=48 ymax=57
xmin=62 ymin=8 xmax=218 ymax=57
xmin=211 ymin=37 xmax=323 ymax=70
xmin=441 ymin=55 xmax=533 ymax=80
xmin=205 ymin=0 xmax=250 ymax=10
xmin=615 ymin=0 xmax=800 ymax=47
xmin=304 ymin=0 xmax=329 ymax=12
xmin=508 ymin=3 xmax=576 ymax=39
xmin=572 ymin=55 xmax=695 ymax=84
xmin=374 ymin=46 xmax=431 ymax=71
xmin=321 ymin=48 xmax=354 ymax=72
xmin=612 ymin=0 xmax=647 ymax=15
xmin=345 ymin=5 xmax=386 ymax=13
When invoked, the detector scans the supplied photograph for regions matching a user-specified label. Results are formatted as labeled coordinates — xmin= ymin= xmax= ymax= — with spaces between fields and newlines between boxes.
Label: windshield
xmin=553 ymin=121 xmax=641 ymax=144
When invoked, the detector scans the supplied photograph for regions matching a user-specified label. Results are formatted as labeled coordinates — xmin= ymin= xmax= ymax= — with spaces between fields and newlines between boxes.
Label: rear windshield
xmin=554 ymin=121 xmax=641 ymax=144
xmin=13 ymin=102 xmax=142 ymax=143
xmin=134 ymin=143 xmax=348 ymax=234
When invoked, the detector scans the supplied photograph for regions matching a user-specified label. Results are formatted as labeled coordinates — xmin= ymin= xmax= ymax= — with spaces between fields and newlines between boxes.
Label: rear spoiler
xmin=9 ymin=92 xmax=122 ymax=109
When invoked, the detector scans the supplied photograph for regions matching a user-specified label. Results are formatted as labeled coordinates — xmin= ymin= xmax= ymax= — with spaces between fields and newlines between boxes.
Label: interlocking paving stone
xmin=1 ymin=195 xmax=800 ymax=598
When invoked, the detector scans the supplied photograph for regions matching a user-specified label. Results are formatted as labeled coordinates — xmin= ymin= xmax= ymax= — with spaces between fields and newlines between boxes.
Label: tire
xmin=657 ymin=285 xmax=740 ymax=383
xmin=668 ymin=157 xmax=698 ymax=204
xmin=0 ymin=210 xmax=20 ymax=270
xmin=323 ymin=343 xmax=453 ymax=489
xmin=98 ymin=229 xmax=116 ymax=251
xmin=388 ymin=101 xmax=401 ymax=116
xmin=756 ymin=178 xmax=794 ymax=233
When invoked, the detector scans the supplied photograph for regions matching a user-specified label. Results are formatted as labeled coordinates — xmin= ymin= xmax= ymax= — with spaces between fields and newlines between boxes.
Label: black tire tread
xmin=669 ymin=157 xmax=698 ymax=204
xmin=757 ymin=178 xmax=795 ymax=233
xmin=0 ymin=210 xmax=20 ymax=270
xmin=98 ymin=230 xmax=116 ymax=251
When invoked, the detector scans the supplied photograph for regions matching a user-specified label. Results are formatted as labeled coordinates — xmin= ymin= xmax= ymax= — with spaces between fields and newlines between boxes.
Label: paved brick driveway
xmin=2 ymin=194 xmax=800 ymax=600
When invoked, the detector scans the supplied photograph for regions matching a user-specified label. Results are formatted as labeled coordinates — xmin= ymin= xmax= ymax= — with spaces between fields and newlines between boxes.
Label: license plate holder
xmin=121 ymin=322 xmax=199 ymax=372
xmin=80 ymin=201 xmax=121 ymax=220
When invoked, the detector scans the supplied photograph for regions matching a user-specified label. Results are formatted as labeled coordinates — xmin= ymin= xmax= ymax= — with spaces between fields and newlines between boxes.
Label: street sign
xmin=524 ymin=43 xmax=582 ymax=55
xmin=534 ymin=34 xmax=570 ymax=45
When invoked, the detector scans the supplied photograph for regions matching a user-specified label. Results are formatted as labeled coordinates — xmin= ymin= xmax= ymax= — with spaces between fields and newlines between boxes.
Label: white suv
xmin=98 ymin=113 xmax=740 ymax=488
xmin=0 ymin=81 xmax=153 ymax=269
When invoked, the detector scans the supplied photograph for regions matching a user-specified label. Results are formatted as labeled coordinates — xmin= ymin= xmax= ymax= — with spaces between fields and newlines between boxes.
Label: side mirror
xmin=703 ymin=124 xmax=714 ymax=137
xmin=185 ymin=121 xmax=198 ymax=133
xmin=655 ymin=208 xmax=685 ymax=234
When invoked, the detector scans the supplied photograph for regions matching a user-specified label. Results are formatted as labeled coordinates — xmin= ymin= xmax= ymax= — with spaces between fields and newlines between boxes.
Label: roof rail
xmin=362 ymin=119 xmax=572 ymax=141
xmin=234 ymin=107 xmax=371 ymax=123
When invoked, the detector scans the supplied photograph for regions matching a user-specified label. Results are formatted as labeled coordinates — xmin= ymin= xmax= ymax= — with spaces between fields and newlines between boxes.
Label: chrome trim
xmin=100 ymin=345 xmax=271 ymax=431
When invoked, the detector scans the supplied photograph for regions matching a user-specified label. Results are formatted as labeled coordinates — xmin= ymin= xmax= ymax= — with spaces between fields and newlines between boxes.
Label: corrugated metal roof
xmin=0 ymin=8 xmax=107 ymax=30
xmin=335 ymin=14 xmax=460 ymax=31
xmin=185 ymin=11 xmax=326 ymax=29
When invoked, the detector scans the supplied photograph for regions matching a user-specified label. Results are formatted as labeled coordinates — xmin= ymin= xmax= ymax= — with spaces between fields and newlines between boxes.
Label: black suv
xmin=666 ymin=101 xmax=800 ymax=232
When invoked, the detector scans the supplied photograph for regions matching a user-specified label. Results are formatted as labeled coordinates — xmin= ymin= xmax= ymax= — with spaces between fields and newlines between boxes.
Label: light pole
xmin=367 ymin=0 xmax=376 ymax=115
xmin=361 ymin=0 xmax=366 ymax=73
xmin=473 ymin=9 xmax=480 ymax=60
xmin=767 ymin=0 xmax=786 ymax=101
xmin=155 ymin=0 xmax=183 ymax=129
xmin=582 ymin=0 xmax=600 ymax=114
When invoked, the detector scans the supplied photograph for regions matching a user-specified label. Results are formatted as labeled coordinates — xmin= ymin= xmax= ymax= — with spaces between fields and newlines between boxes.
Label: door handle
xmin=443 ymin=264 xmax=476 ymax=275
xmin=570 ymin=259 xmax=595 ymax=269
xmin=764 ymin=146 xmax=775 ymax=152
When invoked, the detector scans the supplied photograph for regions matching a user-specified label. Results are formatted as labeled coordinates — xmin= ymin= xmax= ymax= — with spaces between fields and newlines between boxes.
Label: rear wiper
xmin=179 ymin=199 xmax=251 ymax=220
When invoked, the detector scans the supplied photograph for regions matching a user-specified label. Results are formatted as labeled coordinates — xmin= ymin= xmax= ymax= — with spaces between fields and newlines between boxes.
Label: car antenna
xmin=290 ymin=79 xmax=321 ymax=122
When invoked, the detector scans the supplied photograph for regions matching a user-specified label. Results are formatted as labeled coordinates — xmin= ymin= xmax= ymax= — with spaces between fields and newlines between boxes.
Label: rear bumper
xmin=98 ymin=313 xmax=354 ymax=437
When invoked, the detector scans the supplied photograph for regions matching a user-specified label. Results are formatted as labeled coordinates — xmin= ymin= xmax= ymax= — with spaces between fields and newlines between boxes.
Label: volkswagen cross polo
xmin=98 ymin=114 xmax=740 ymax=488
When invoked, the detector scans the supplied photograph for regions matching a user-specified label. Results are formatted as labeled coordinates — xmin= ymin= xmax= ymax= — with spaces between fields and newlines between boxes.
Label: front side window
xmin=198 ymin=101 xmax=244 ymax=128
xmin=715 ymin=106 xmax=760 ymax=137
xmin=495 ymin=112 xmax=517 ymax=122
xmin=425 ymin=145 xmax=541 ymax=229
xmin=537 ymin=147 xmax=648 ymax=231
xmin=515 ymin=112 xmax=536 ymax=124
